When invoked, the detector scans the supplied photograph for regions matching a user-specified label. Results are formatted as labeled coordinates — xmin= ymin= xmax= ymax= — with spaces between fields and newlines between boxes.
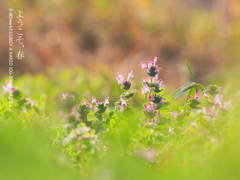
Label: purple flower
xmin=203 ymin=91 xmax=210 ymax=100
xmin=92 ymin=107 xmax=99 ymax=111
xmin=61 ymin=92 xmax=75 ymax=101
xmin=224 ymin=100 xmax=232 ymax=110
xmin=202 ymin=106 xmax=217 ymax=116
xmin=170 ymin=110 xmax=178 ymax=118
xmin=104 ymin=97 xmax=110 ymax=106
xmin=61 ymin=92 xmax=68 ymax=100
xmin=214 ymin=94 xmax=222 ymax=108
xmin=116 ymin=71 xmax=133 ymax=85
xmin=82 ymin=100 xmax=91 ymax=107
xmin=189 ymin=93 xmax=199 ymax=100
xmin=2 ymin=81 xmax=15 ymax=94
xmin=141 ymin=85 xmax=150 ymax=95
xmin=141 ymin=57 xmax=162 ymax=77
xmin=217 ymin=87 xmax=223 ymax=92
xmin=120 ymin=98 xmax=127 ymax=111
xmin=202 ymin=107 xmax=207 ymax=115
xmin=144 ymin=103 xmax=156 ymax=113
xmin=92 ymin=97 xmax=110 ymax=107
xmin=195 ymin=93 xmax=199 ymax=100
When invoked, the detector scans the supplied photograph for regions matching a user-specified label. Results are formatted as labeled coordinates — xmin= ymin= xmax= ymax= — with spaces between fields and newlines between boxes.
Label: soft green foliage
xmin=0 ymin=66 xmax=239 ymax=180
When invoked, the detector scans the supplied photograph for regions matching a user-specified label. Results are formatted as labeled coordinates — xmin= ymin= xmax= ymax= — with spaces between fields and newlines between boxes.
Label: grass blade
xmin=185 ymin=59 xmax=196 ymax=82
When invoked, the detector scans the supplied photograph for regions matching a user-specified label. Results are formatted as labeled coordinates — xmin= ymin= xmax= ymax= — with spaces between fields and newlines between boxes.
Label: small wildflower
xmin=223 ymin=100 xmax=232 ymax=110
xmin=141 ymin=57 xmax=162 ymax=77
xmin=2 ymin=81 xmax=16 ymax=94
xmin=170 ymin=110 xmax=178 ymax=118
xmin=116 ymin=71 xmax=133 ymax=90
xmin=141 ymin=85 xmax=150 ymax=95
xmin=168 ymin=126 xmax=174 ymax=134
xmin=91 ymin=96 xmax=109 ymax=114
xmin=61 ymin=92 xmax=68 ymax=100
xmin=195 ymin=93 xmax=199 ymax=100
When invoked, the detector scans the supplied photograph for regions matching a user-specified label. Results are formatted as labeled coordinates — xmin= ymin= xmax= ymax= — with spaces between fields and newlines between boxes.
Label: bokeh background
xmin=1 ymin=0 xmax=240 ymax=103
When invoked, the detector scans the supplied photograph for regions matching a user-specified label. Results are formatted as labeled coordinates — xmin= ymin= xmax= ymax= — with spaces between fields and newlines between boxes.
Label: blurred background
xmin=1 ymin=0 xmax=240 ymax=103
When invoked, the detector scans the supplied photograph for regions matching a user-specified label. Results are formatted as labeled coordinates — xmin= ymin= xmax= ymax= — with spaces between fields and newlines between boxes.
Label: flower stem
xmin=161 ymin=126 xmax=164 ymax=135
xmin=85 ymin=114 xmax=89 ymax=127
xmin=158 ymin=110 xmax=164 ymax=135
xmin=147 ymin=77 xmax=153 ymax=104
xmin=130 ymin=98 xmax=134 ymax=119
xmin=22 ymin=110 xmax=28 ymax=124
xmin=158 ymin=110 xmax=162 ymax=121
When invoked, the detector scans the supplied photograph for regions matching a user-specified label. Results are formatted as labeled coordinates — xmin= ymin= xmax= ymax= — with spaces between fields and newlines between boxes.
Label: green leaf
xmin=175 ymin=86 xmax=193 ymax=100
xmin=163 ymin=95 xmax=171 ymax=101
xmin=185 ymin=59 xmax=196 ymax=82
xmin=158 ymin=87 xmax=165 ymax=95
xmin=161 ymin=102 xmax=171 ymax=109
xmin=171 ymin=82 xmax=195 ymax=100
xmin=110 ymin=119 xmax=115 ymax=128
xmin=185 ymin=86 xmax=196 ymax=105
xmin=197 ymin=83 xmax=205 ymax=93
xmin=4 ymin=111 xmax=11 ymax=119
xmin=160 ymin=108 xmax=170 ymax=114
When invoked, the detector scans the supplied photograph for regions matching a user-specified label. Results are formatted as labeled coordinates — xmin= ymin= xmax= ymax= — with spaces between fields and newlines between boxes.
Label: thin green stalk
xmin=85 ymin=114 xmax=89 ymax=127
xmin=147 ymin=77 xmax=153 ymax=104
xmin=130 ymin=98 xmax=134 ymax=119
xmin=22 ymin=110 xmax=28 ymax=124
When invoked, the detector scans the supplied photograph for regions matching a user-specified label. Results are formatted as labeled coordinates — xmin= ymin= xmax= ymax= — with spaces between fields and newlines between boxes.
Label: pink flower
xmin=203 ymin=91 xmax=210 ymax=100
xmin=141 ymin=57 xmax=161 ymax=72
xmin=92 ymin=107 xmax=98 ymax=111
xmin=150 ymin=118 xmax=157 ymax=125
xmin=104 ymin=97 xmax=110 ymax=106
xmin=223 ymin=100 xmax=232 ymax=110
xmin=92 ymin=97 xmax=110 ymax=106
xmin=82 ymin=100 xmax=91 ymax=107
xmin=195 ymin=93 xmax=199 ymax=100
xmin=217 ymin=87 xmax=222 ymax=92
xmin=170 ymin=110 xmax=178 ymax=118
xmin=168 ymin=126 xmax=174 ymax=134
xmin=203 ymin=105 xmax=217 ymax=117
xmin=141 ymin=85 xmax=150 ymax=95
xmin=61 ymin=92 xmax=68 ymax=100
xmin=116 ymin=72 xmax=125 ymax=85
xmin=119 ymin=98 xmax=127 ymax=111
xmin=2 ymin=81 xmax=15 ymax=94
xmin=70 ymin=106 xmax=78 ymax=116
xmin=214 ymin=94 xmax=222 ymax=108
xmin=116 ymin=71 xmax=133 ymax=85
xmin=127 ymin=71 xmax=133 ymax=81
xmin=202 ymin=107 xmax=207 ymax=115
xmin=144 ymin=103 xmax=156 ymax=113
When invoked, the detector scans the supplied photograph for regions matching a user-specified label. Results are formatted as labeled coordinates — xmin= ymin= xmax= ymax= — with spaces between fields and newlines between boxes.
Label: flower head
xmin=61 ymin=92 xmax=68 ymax=100
xmin=141 ymin=57 xmax=162 ymax=77
xmin=2 ymin=81 xmax=16 ymax=94
xmin=170 ymin=110 xmax=178 ymax=118
xmin=91 ymin=96 xmax=109 ymax=113
xmin=141 ymin=85 xmax=150 ymax=95
xmin=116 ymin=71 xmax=133 ymax=90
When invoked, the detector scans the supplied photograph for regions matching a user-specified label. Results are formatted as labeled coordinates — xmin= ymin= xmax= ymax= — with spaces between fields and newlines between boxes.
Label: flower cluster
xmin=116 ymin=71 xmax=137 ymax=113
xmin=141 ymin=57 xmax=162 ymax=77
xmin=187 ymin=93 xmax=201 ymax=109
xmin=141 ymin=57 xmax=171 ymax=125
xmin=202 ymin=87 xmax=232 ymax=117
xmin=116 ymin=71 xmax=133 ymax=90
xmin=2 ymin=81 xmax=16 ymax=94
